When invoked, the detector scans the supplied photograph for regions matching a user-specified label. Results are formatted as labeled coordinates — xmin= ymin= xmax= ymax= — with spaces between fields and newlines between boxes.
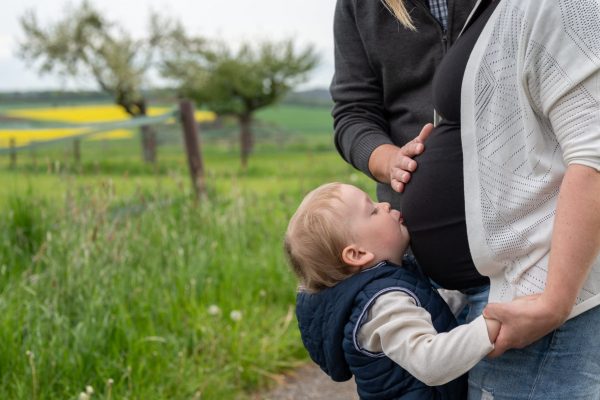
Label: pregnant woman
xmin=332 ymin=0 xmax=488 ymax=321
xmin=400 ymin=0 xmax=499 ymax=313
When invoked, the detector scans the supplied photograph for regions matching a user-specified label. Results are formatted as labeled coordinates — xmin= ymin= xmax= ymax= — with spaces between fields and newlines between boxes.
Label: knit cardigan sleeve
xmin=523 ymin=0 xmax=600 ymax=171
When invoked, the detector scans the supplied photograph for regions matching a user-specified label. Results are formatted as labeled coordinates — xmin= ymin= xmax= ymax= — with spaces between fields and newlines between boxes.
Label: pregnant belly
xmin=401 ymin=127 xmax=485 ymax=289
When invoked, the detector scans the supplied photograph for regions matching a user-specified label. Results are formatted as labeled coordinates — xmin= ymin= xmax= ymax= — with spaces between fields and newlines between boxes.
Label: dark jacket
xmin=296 ymin=261 xmax=467 ymax=399
xmin=331 ymin=0 xmax=478 ymax=209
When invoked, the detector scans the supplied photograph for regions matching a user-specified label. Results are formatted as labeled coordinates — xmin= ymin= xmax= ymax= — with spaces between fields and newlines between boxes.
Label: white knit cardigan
xmin=461 ymin=0 xmax=600 ymax=318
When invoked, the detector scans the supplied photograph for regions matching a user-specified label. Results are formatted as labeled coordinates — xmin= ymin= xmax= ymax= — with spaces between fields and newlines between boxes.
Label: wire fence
xmin=0 ymin=107 xmax=179 ymax=155
xmin=1 ymin=101 xmax=206 ymax=199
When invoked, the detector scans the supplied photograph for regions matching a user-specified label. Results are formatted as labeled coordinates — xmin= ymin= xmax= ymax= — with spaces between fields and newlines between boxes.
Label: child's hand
xmin=483 ymin=295 xmax=538 ymax=345
xmin=483 ymin=316 xmax=501 ymax=344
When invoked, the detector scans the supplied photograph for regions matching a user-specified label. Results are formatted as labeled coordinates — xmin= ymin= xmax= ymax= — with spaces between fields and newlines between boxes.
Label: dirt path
xmin=258 ymin=363 xmax=358 ymax=400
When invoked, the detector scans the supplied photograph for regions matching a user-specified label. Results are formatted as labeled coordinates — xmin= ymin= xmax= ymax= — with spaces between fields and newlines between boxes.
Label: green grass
xmin=0 ymin=104 xmax=373 ymax=399
xmin=255 ymin=104 xmax=333 ymax=135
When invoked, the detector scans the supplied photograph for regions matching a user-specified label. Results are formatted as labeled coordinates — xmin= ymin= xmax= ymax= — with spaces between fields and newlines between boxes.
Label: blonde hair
xmin=382 ymin=0 xmax=416 ymax=31
xmin=284 ymin=182 xmax=356 ymax=292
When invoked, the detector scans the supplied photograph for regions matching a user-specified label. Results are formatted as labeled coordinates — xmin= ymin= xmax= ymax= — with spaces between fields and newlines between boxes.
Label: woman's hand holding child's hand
xmin=483 ymin=295 xmax=542 ymax=350
xmin=483 ymin=294 xmax=556 ymax=358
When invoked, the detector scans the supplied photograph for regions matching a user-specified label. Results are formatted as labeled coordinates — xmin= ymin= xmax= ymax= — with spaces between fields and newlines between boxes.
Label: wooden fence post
xmin=9 ymin=138 xmax=16 ymax=168
xmin=179 ymin=100 xmax=206 ymax=199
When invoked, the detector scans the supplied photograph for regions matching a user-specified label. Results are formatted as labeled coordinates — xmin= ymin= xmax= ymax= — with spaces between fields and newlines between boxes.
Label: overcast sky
xmin=0 ymin=0 xmax=337 ymax=92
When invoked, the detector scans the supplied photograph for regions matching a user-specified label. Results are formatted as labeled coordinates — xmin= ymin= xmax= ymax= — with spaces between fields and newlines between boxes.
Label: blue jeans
xmin=457 ymin=284 xmax=490 ymax=324
xmin=468 ymin=305 xmax=600 ymax=399
xmin=430 ymin=280 xmax=490 ymax=325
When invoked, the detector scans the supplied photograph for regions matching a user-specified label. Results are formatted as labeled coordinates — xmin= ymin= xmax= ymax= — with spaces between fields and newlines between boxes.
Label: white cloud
xmin=0 ymin=34 xmax=13 ymax=60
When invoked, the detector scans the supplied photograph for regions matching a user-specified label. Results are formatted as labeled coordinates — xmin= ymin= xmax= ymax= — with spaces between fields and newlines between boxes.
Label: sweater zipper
xmin=411 ymin=0 xmax=449 ymax=53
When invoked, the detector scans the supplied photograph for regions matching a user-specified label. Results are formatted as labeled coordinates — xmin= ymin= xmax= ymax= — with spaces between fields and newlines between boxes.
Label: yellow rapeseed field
xmin=0 ymin=104 xmax=216 ymax=148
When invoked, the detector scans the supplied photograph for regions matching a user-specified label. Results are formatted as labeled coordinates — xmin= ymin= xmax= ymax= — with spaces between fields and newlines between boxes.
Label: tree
xmin=161 ymin=35 xmax=318 ymax=168
xmin=18 ymin=1 xmax=164 ymax=163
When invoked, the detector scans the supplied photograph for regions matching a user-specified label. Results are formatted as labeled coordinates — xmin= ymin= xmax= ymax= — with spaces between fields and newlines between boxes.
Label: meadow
xmin=0 ymin=103 xmax=372 ymax=399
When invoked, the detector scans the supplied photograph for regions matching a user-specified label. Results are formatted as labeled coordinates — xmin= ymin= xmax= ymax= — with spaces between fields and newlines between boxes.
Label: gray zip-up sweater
xmin=331 ymin=0 xmax=477 ymax=207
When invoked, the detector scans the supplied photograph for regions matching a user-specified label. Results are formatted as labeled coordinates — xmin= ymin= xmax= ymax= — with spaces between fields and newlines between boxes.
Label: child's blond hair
xmin=382 ymin=0 xmax=416 ymax=31
xmin=284 ymin=182 xmax=357 ymax=292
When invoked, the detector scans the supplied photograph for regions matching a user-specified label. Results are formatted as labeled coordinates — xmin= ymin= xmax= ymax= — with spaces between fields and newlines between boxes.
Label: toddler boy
xmin=284 ymin=182 xmax=499 ymax=400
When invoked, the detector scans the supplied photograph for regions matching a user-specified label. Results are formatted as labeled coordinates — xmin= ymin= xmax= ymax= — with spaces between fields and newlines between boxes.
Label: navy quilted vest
xmin=296 ymin=259 xmax=467 ymax=399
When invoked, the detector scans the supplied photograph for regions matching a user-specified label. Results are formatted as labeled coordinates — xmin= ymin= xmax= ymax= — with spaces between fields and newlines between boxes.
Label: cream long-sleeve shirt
xmin=357 ymin=291 xmax=493 ymax=386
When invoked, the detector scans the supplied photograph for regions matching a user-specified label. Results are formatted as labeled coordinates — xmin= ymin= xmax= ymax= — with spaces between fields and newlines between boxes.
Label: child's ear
xmin=342 ymin=244 xmax=375 ymax=269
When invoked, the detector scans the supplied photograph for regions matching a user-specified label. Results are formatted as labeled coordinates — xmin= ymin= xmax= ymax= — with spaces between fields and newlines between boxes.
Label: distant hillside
xmin=0 ymin=87 xmax=333 ymax=108
xmin=0 ymin=90 xmax=112 ymax=105
xmin=283 ymin=88 xmax=332 ymax=108
xmin=0 ymin=89 xmax=170 ymax=105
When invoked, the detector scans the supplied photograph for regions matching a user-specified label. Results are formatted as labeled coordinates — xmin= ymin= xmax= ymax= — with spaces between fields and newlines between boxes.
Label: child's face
xmin=339 ymin=184 xmax=410 ymax=265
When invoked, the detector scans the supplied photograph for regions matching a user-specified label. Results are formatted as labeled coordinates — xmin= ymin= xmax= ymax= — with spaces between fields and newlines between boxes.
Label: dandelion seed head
xmin=107 ymin=378 xmax=114 ymax=386
xmin=259 ymin=290 xmax=267 ymax=298
xmin=79 ymin=392 xmax=90 ymax=400
xmin=230 ymin=310 xmax=242 ymax=322
xmin=207 ymin=305 xmax=221 ymax=316
xmin=86 ymin=385 xmax=94 ymax=394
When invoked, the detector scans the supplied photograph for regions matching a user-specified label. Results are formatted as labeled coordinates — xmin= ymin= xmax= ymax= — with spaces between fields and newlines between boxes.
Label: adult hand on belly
xmin=368 ymin=123 xmax=433 ymax=192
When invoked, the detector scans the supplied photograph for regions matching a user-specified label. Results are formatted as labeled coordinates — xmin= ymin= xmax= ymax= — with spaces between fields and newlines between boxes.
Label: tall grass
xmin=0 ymin=138 xmax=372 ymax=399
xmin=0 ymin=103 xmax=374 ymax=398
